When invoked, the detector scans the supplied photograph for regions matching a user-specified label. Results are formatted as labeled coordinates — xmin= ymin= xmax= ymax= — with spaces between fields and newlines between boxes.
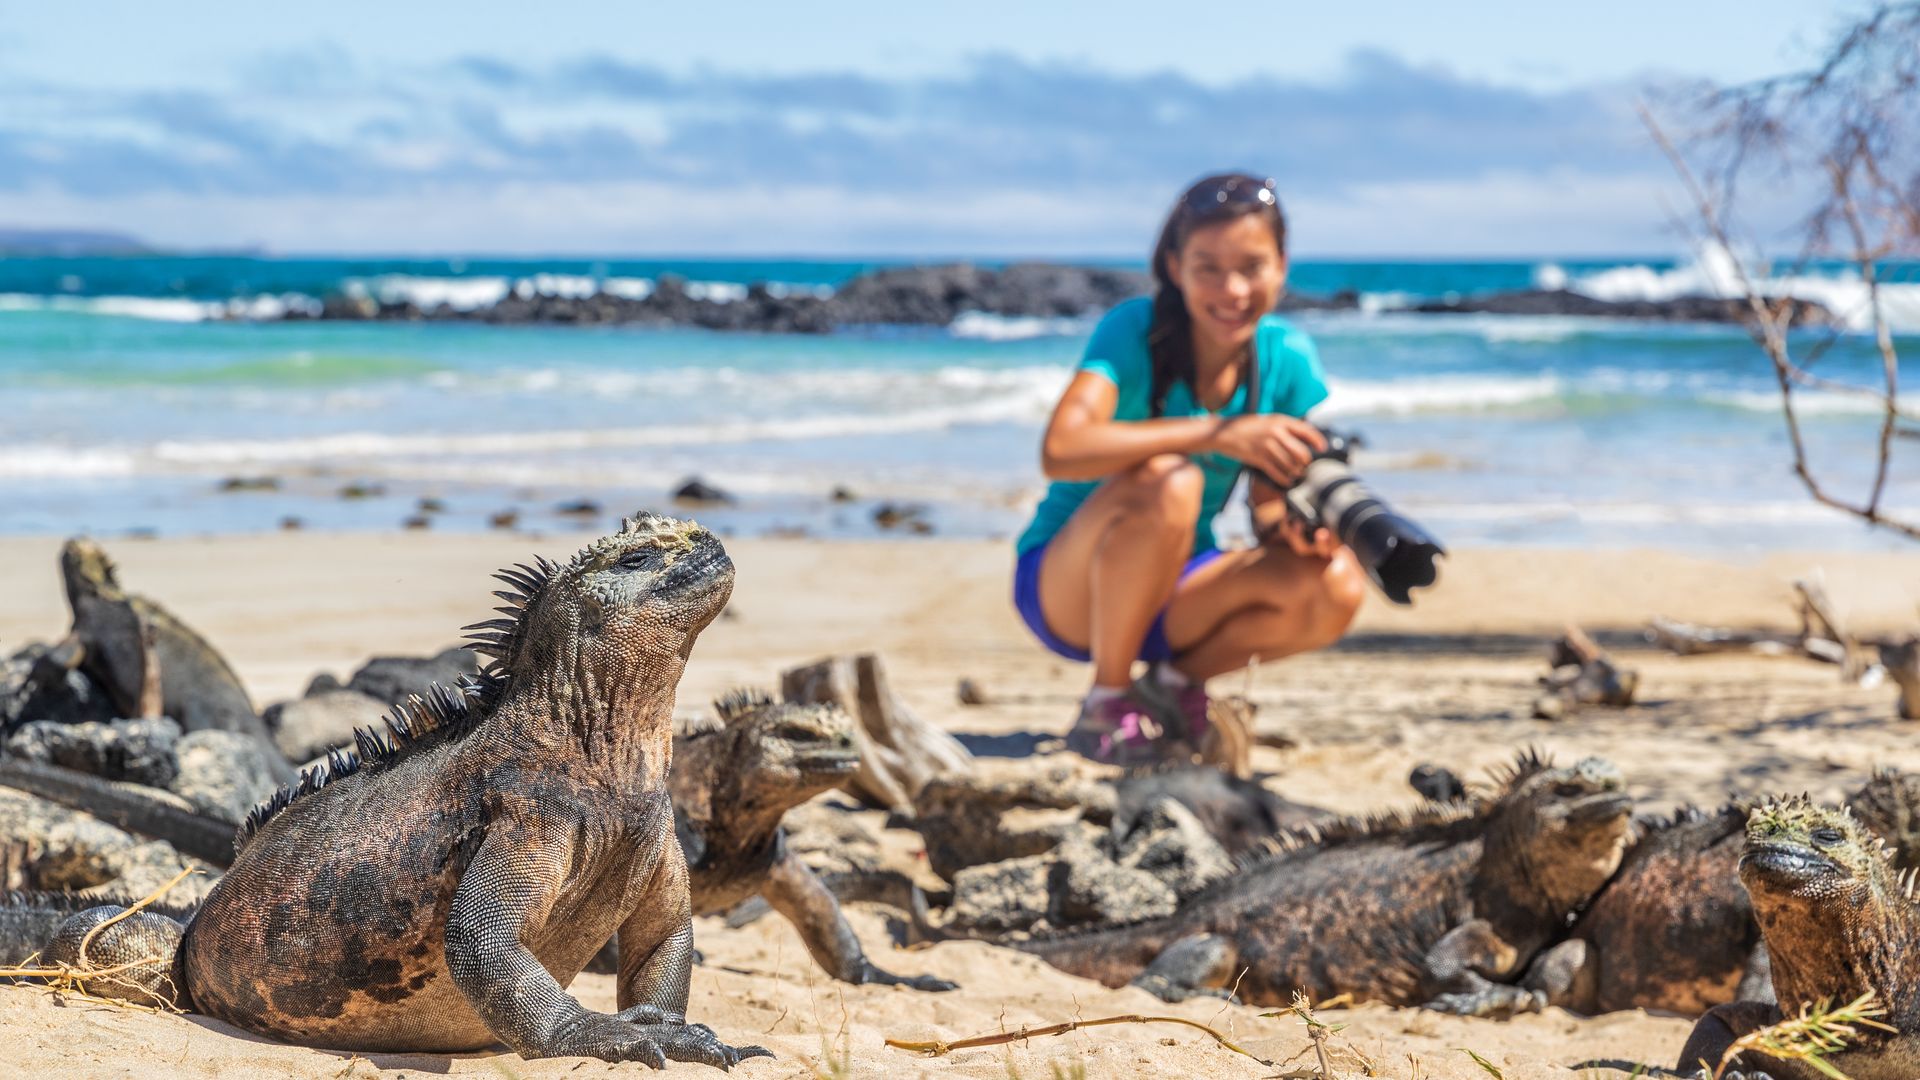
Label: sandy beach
xmin=3 ymin=532 xmax=1919 ymax=1078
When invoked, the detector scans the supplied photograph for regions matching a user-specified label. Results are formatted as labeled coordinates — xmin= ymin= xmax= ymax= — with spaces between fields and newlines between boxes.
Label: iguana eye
xmin=1812 ymin=827 xmax=1845 ymax=846
xmin=617 ymin=550 xmax=659 ymax=571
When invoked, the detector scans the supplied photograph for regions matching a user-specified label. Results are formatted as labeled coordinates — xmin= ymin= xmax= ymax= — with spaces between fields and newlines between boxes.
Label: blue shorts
xmin=1013 ymin=543 xmax=1225 ymax=663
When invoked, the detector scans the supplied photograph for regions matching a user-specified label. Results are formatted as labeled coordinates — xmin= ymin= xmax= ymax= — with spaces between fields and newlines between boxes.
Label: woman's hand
xmin=1272 ymin=515 xmax=1344 ymax=559
xmin=1207 ymin=415 xmax=1327 ymax=485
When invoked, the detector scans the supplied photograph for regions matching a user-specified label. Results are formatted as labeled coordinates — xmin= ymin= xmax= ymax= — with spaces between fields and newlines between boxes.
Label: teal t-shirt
xmin=1015 ymin=296 xmax=1330 ymax=555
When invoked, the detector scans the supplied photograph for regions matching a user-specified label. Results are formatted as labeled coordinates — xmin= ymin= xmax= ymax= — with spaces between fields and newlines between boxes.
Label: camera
xmin=1257 ymin=429 xmax=1445 ymax=605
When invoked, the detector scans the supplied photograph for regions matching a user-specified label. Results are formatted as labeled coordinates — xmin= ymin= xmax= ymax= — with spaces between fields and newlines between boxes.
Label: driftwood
xmin=1532 ymin=624 xmax=1638 ymax=720
xmin=1650 ymin=571 xmax=1920 ymax=718
xmin=1199 ymin=695 xmax=1254 ymax=779
xmin=782 ymin=653 xmax=973 ymax=814
xmin=1793 ymin=574 xmax=1873 ymax=682
xmin=1885 ymin=637 xmax=1920 ymax=721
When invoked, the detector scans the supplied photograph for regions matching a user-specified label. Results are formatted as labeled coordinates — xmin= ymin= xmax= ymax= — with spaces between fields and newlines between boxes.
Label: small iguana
xmin=58 ymin=538 xmax=292 ymax=783
xmin=1677 ymin=796 xmax=1920 ymax=1079
xmin=976 ymin=750 xmax=1633 ymax=1015
xmin=666 ymin=690 xmax=954 ymax=991
xmin=30 ymin=518 xmax=766 ymax=1069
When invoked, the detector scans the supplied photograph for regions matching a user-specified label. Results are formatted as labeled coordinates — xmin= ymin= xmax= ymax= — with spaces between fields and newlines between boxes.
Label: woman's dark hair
xmin=1147 ymin=173 xmax=1288 ymax=417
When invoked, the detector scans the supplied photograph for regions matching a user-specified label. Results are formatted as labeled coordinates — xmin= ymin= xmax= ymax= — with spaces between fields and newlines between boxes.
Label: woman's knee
xmin=1310 ymin=549 xmax=1368 ymax=644
xmin=1115 ymin=454 xmax=1204 ymax=515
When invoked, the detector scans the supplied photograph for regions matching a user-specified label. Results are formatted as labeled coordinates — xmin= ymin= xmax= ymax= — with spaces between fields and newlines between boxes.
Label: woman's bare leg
xmin=1034 ymin=455 xmax=1203 ymax=688
xmin=1160 ymin=544 xmax=1367 ymax=682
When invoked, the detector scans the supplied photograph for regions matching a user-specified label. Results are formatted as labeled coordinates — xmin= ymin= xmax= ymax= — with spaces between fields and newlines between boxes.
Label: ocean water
xmin=1 ymin=252 xmax=1915 ymax=552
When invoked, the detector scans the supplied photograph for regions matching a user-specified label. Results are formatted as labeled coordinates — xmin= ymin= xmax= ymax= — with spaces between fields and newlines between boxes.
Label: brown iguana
xmin=31 ymin=517 xmax=767 ymax=1069
xmin=665 ymin=690 xmax=955 ymax=990
xmin=58 ymin=538 xmax=293 ymax=783
xmin=962 ymin=751 xmax=1633 ymax=1016
xmin=1524 ymin=769 xmax=1920 ymax=1017
xmin=1677 ymin=796 xmax=1920 ymax=1079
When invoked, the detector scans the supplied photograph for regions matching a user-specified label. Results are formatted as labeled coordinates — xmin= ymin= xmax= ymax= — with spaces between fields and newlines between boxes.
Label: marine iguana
xmin=964 ymin=751 xmax=1633 ymax=1016
xmin=1677 ymin=797 xmax=1920 ymax=1079
xmin=665 ymin=690 xmax=954 ymax=991
xmin=28 ymin=518 xmax=767 ymax=1069
xmin=1522 ymin=805 xmax=1761 ymax=1016
xmin=1523 ymin=770 xmax=1920 ymax=1018
xmin=58 ymin=539 xmax=293 ymax=783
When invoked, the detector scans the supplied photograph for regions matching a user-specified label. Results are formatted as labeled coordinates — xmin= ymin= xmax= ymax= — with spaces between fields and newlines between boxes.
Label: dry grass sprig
xmin=1708 ymin=990 xmax=1894 ymax=1079
xmin=886 ymin=1013 xmax=1272 ymax=1068
xmin=0 ymin=867 xmax=196 ymax=1011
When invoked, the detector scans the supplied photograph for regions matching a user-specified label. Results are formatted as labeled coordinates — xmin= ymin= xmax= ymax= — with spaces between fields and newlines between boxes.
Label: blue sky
xmin=0 ymin=1 xmax=1866 ymax=256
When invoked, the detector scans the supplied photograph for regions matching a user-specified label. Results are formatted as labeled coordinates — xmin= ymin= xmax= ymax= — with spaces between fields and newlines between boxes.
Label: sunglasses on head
xmin=1182 ymin=175 xmax=1278 ymax=212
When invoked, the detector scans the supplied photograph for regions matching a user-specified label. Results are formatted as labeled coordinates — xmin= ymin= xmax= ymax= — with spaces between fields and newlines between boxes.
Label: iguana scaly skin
xmin=999 ymin=752 xmax=1633 ymax=1016
xmin=58 ymin=539 xmax=294 ymax=785
xmin=1678 ymin=797 xmax=1920 ymax=1079
xmin=34 ymin=518 xmax=766 ymax=1069
xmin=1523 ymin=805 xmax=1762 ymax=1016
xmin=665 ymin=690 xmax=955 ymax=991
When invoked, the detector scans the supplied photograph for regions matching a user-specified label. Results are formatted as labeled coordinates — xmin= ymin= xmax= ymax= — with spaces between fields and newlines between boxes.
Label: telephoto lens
xmin=1276 ymin=431 xmax=1445 ymax=604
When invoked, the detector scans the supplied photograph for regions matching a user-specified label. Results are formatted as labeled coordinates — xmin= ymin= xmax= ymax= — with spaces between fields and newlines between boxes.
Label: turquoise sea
xmin=1 ymin=253 xmax=1914 ymax=550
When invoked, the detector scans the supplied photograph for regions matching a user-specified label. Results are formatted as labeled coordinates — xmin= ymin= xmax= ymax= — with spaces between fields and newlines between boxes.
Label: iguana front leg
xmin=761 ymin=845 xmax=956 ymax=992
xmin=1678 ymin=1001 xmax=1795 ymax=1080
xmin=1419 ymin=919 xmax=1546 ymax=1019
xmin=445 ymin=825 xmax=764 ymax=1069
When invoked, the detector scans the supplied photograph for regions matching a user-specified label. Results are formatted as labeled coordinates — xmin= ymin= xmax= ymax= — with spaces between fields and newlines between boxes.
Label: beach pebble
xmin=347 ymin=646 xmax=479 ymax=707
xmin=1114 ymin=796 xmax=1233 ymax=900
xmin=3 ymin=717 xmax=182 ymax=789
xmin=263 ymin=689 xmax=388 ymax=763
xmin=671 ymin=476 xmax=737 ymax=506
xmin=872 ymin=501 xmax=932 ymax=532
xmin=0 ymin=643 xmax=117 ymax=732
xmin=217 ymin=476 xmax=279 ymax=492
xmin=170 ymin=731 xmax=286 ymax=824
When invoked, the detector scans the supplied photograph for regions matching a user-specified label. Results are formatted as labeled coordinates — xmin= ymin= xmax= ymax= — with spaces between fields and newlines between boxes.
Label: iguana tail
xmin=0 ymin=890 xmax=196 ymax=1008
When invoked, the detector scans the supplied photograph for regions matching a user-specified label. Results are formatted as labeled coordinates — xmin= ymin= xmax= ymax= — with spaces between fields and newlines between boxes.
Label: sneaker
xmin=1065 ymin=692 xmax=1169 ymax=766
xmin=1130 ymin=663 xmax=1211 ymax=748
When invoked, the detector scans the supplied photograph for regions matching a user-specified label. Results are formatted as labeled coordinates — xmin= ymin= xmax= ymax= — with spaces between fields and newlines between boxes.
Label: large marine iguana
xmin=664 ymin=690 xmax=954 ymax=991
xmin=948 ymin=751 xmax=1633 ymax=1016
xmin=1677 ymin=797 xmax=1920 ymax=1080
xmin=27 ymin=518 xmax=767 ymax=1069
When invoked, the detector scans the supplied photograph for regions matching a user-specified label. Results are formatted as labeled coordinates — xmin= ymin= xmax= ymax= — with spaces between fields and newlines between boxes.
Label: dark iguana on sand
xmin=995 ymin=751 xmax=1633 ymax=1016
xmin=59 ymin=539 xmax=271 ymax=745
xmin=1677 ymin=797 xmax=1920 ymax=1080
xmin=1524 ymin=769 xmax=1920 ymax=1018
xmin=663 ymin=690 xmax=954 ymax=990
xmin=27 ymin=517 xmax=766 ymax=1069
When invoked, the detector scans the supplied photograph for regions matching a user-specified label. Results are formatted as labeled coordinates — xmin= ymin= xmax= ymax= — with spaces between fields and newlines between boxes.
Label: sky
xmin=0 ymin=1 xmax=1873 ymax=257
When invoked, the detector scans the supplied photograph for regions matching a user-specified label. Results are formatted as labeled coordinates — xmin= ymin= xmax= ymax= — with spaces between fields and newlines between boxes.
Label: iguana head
xmin=59 ymin=537 xmax=122 ymax=601
xmin=1741 ymin=796 xmax=1893 ymax=915
xmin=1848 ymin=769 xmax=1920 ymax=870
xmin=465 ymin=514 xmax=733 ymax=686
xmin=671 ymin=690 xmax=859 ymax=835
xmin=1486 ymin=751 xmax=1634 ymax=912
xmin=719 ymin=690 xmax=858 ymax=803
